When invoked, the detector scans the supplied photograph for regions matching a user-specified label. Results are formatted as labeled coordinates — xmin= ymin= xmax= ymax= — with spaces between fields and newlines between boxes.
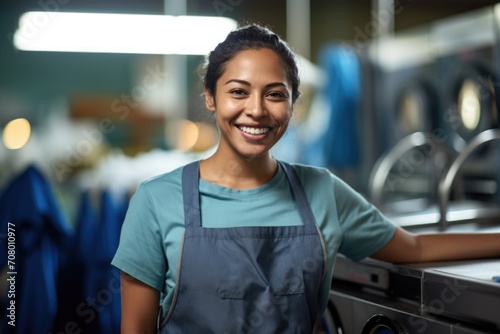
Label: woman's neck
xmin=199 ymin=152 xmax=278 ymax=190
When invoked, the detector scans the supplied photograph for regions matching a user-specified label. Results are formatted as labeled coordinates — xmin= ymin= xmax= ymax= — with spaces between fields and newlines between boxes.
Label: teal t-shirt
xmin=111 ymin=162 xmax=396 ymax=319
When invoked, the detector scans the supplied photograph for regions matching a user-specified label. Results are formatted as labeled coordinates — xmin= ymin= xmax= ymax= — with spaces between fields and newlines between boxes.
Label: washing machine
xmin=368 ymin=5 xmax=500 ymax=229
xmin=371 ymin=29 xmax=440 ymax=152
xmin=329 ymin=289 xmax=458 ymax=334
xmin=433 ymin=6 xmax=500 ymax=153
xmin=326 ymin=255 xmax=500 ymax=334
xmin=328 ymin=287 xmax=499 ymax=334
xmin=367 ymin=27 xmax=450 ymax=222
xmin=433 ymin=5 xmax=500 ymax=207
xmin=430 ymin=5 xmax=500 ymax=231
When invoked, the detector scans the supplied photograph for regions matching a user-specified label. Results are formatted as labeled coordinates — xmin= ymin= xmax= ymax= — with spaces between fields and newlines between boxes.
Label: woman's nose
xmin=245 ymin=94 xmax=268 ymax=118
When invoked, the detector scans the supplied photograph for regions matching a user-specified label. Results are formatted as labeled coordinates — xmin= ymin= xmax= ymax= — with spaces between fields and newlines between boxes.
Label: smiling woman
xmin=111 ymin=23 xmax=500 ymax=334
xmin=202 ymin=48 xmax=293 ymax=182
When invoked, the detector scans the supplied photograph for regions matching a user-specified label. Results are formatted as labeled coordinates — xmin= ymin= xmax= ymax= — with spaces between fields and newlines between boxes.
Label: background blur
xmin=0 ymin=2 xmax=497 ymax=172
xmin=1 ymin=1 xmax=500 ymax=333
xmin=1 ymin=0 xmax=500 ymax=226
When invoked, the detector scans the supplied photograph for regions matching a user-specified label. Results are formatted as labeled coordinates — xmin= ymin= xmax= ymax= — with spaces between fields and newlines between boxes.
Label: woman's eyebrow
xmin=224 ymin=79 xmax=288 ymax=89
xmin=224 ymin=79 xmax=250 ymax=86
xmin=265 ymin=82 xmax=288 ymax=89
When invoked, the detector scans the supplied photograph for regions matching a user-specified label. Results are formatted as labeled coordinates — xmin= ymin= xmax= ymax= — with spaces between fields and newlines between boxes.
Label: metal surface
xmin=331 ymin=5 xmax=500 ymax=333
xmin=369 ymin=129 xmax=500 ymax=231
xmin=419 ymin=261 xmax=500 ymax=331
xmin=329 ymin=288 xmax=480 ymax=333
xmin=438 ymin=129 xmax=500 ymax=230
xmin=330 ymin=254 xmax=500 ymax=333
xmin=389 ymin=201 xmax=500 ymax=229
xmin=369 ymin=131 xmax=452 ymax=210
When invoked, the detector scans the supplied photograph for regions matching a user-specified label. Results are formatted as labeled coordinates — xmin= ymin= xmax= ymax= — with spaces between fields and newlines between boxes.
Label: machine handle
xmin=438 ymin=129 xmax=500 ymax=231
xmin=369 ymin=132 xmax=451 ymax=210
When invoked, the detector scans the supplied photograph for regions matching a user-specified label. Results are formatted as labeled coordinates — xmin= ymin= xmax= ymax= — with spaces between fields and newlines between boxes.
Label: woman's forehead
xmin=219 ymin=49 xmax=289 ymax=85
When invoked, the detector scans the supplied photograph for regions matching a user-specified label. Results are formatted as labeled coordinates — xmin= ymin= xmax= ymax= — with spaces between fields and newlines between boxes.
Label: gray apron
xmin=159 ymin=160 xmax=326 ymax=334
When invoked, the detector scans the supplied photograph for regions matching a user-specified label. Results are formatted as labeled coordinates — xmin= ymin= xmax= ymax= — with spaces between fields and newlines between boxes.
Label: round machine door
xmin=360 ymin=314 xmax=405 ymax=334
xmin=395 ymin=79 xmax=437 ymax=139
xmin=446 ymin=63 xmax=499 ymax=151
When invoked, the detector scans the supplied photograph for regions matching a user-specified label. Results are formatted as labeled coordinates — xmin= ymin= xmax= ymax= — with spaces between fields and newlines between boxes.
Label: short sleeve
xmin=334 ymin=176 xmax=396 ymax=262
xmin=111 ymin=183 xmax=167 ymax=291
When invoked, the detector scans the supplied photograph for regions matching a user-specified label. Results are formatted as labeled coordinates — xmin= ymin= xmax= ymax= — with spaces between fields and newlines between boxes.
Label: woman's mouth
xmin=237 ymin=125 xmax=271 ymax=135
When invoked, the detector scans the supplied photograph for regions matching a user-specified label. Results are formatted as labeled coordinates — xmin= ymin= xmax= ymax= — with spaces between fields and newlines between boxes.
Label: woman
xmin=111 ymin=24 xmax=500 ymax=333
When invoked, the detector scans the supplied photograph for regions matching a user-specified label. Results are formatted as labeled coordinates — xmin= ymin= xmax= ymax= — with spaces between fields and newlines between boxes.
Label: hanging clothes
xmin=0 ymin=164 xmax=73 ymax=334
xmin=84 ymin=190 xmax=127 ymax=334
xmin=53 ymin=190 xmax=99 ymax=333
xmin=301 ymin=45 xmax=362 ymax=170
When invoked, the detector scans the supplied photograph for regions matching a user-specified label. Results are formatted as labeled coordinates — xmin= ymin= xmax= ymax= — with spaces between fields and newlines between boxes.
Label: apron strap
xmin=182 ymin=161 xmax=202 ymax=229
xmin=278 ymin=161 xmax=318 ymax=232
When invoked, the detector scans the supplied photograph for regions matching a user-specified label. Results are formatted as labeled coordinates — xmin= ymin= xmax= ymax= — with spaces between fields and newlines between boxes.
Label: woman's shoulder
xmin=285 ymin=161 xmax=336 ymax=182
xmin=285 ymin=162 xmax=357 ymax=200
xmin=143 ymin=164 xmax=184 ymax=183
xmin=135 ymin=163 xmax=188 ymax=196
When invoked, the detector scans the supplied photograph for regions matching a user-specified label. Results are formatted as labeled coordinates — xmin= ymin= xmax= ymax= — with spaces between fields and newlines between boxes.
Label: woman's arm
xmin=371 ymin=226 xmax=500 ymax=263
xmin=120 ymin=272 xmax=160 ymax=334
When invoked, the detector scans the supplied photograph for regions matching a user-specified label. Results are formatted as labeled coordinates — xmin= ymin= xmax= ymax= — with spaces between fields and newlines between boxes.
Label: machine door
xmin=361 ymin=314 xmax=405 ymax=334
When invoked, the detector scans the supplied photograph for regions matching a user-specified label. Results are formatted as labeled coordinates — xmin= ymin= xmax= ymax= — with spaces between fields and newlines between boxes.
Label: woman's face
xmin=205 ymin=48 xmax=293 ymax=161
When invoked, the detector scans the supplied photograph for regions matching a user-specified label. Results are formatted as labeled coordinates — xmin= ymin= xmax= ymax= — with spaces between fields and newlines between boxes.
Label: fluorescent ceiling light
xmin=13 ymin=12 xmax=237 ymax=55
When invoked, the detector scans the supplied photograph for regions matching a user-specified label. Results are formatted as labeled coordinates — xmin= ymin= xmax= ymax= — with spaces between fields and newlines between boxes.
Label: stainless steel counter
xmin=411 ymin=259 xmax=500 ymax=330
xmin=331 ymin=254 xmax=500 ymax=333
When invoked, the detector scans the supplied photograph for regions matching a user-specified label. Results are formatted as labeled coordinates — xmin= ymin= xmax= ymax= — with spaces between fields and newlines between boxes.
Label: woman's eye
xmin=230 ymin=89 xmax=246 ymax=95
xmin=267 ymin=92 xmax=286 ymax=99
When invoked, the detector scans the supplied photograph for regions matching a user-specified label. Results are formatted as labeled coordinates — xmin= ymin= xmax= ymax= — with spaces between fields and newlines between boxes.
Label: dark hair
xmin=200 ymin=24 xmax=301 ymax=105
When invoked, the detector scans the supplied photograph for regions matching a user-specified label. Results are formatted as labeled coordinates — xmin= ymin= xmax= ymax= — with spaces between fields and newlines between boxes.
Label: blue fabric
xmin=302 ymin=45 xmax=361 ymax=170
xmin=53 ymin=191 xmax=99 ymax=333
xmin=85 ymin=190 xmax=126 ymax=334
xmin=0 ymin=165 xmax=72 ymax=334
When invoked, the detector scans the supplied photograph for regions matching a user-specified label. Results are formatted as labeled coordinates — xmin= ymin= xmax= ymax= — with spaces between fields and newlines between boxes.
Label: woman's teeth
xmin=239 ymin=126 xmax=271 ymax=135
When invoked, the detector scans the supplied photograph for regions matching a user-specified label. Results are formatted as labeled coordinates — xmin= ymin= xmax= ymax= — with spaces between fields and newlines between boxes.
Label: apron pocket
xmin=217 ymin=238 xmax=306 ymax=299
xmin=218 ymin=290 xmax=245 ymax=299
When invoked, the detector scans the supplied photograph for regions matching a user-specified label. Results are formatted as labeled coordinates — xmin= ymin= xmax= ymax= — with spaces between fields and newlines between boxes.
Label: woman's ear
xmin=204 ymin=88 xmax=216 ymax=112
